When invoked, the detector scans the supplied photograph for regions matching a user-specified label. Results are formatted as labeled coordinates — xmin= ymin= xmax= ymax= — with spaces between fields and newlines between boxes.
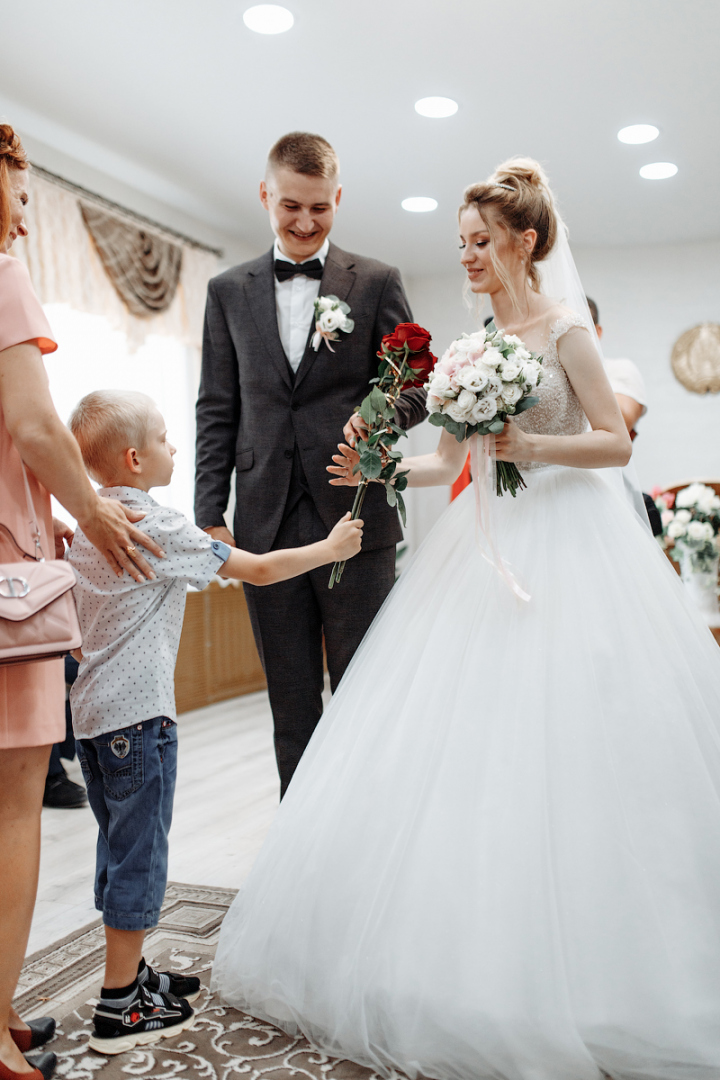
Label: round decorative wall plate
xmin=671 ymin=323 xmax=720 ymax=394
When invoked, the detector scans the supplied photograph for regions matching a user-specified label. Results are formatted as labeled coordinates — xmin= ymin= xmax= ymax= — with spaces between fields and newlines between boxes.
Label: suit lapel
xmin=293 ymin=243 xmax=357 ymax=391
xmin=243 ymin=250 xmax=293 ymax=389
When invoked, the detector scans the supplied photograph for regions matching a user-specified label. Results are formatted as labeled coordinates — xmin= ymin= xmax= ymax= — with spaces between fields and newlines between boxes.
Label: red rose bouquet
xmin=329 ymin=323 xmax=437 ymax=588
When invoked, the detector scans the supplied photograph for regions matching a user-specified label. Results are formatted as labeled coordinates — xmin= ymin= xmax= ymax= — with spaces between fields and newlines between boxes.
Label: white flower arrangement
xmin=424 ymin=320 xmax=543 ymax=496
xmin=311 ymin=295 xmax=354 ymax=352
xmin=654 ymin=482 xmax=720 ymax=574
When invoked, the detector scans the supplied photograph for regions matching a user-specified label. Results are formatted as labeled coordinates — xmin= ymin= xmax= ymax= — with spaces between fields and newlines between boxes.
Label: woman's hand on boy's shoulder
xmin=82 ymin=497 xmax=166 ymax=582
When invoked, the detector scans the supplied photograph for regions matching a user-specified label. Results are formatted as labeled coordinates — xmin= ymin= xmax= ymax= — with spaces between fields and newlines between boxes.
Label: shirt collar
xmin=98 ymin=486 xmax=159 ymax=507
xmin=273 ymin=237 xmax=329 ymax=267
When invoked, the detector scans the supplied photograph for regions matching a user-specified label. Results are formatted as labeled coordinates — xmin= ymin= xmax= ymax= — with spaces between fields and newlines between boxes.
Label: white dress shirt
xmin=604 ymin=358 xmax=648 ymax=421
xmin=273 ymin=237 xmax=329 ymax=372
xmin=69 ymin=487 xmax=230 ymax=738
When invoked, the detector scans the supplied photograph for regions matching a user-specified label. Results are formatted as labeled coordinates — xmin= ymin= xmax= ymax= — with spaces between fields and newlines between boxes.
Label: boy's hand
xmin=327 ymin=512 xmax=364 ymax=561
xmin=53 ymin=517 xmax=74 ymax=559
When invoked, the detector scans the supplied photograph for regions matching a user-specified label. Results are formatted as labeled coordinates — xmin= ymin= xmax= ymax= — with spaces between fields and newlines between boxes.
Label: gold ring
xmin=125 ymin=545 xmax=137 ymax=556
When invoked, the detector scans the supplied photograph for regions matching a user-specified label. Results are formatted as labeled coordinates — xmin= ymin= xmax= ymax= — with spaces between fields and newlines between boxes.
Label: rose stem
xmin=334 ymin=480 xmax=369 ymax=585
xmin=331 ymin=350 xmax=408 ymax=589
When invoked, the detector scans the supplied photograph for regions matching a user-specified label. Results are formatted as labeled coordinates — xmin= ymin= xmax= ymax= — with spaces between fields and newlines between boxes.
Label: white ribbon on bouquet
xmin=469 ymin=433 xmax=531 ymax=603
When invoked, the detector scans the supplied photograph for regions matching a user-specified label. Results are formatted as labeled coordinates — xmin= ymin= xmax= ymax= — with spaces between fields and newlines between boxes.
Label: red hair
xmin=0 ymin=124 xmax=28 ymax=249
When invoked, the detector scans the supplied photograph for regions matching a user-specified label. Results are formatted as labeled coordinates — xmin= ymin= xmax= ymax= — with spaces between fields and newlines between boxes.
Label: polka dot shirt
xmin=69 ymin=487 xmax=230 ymax=739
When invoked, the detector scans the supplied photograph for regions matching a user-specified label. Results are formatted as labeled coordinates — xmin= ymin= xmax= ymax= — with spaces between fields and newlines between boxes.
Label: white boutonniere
xmin=312 ymin=295 xmax=354 ymax=353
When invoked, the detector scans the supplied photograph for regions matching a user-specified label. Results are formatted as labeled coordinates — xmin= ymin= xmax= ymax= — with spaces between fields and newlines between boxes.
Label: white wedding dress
xmin=212 ymin=314 xmax=720 ymax=1080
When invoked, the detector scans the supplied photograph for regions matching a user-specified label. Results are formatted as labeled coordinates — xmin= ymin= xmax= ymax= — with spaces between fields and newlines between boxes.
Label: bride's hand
xmin=493 ymin=419 xmax=534 ymax=462
xmin=327 ymin=443 xmax=361 ymax=487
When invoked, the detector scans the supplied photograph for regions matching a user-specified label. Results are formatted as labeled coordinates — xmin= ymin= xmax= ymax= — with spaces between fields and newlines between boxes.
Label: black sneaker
xmin=139 ymin=962 xmax=202 ymax=1003
xmin=43 ymin=773 xmax=87 ymax=809
xmin=89 ymin=984 xmax=194 ymax=1055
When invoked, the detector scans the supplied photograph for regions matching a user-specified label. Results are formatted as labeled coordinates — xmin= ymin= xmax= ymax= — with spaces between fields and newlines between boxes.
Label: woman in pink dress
xmin=0 ymin=125 xmax=164 ymax=1080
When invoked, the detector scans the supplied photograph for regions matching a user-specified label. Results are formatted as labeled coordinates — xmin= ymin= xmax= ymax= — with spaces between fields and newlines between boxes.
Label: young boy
xmin=67 ymin=390 xmax=363 ymax=1055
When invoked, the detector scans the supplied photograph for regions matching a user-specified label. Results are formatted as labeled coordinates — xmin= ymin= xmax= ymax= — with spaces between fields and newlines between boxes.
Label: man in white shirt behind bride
xmin=586 ymin=296 xmax=647 ymax=440
xmin=587 ymin=296 xmax=661 ymax=534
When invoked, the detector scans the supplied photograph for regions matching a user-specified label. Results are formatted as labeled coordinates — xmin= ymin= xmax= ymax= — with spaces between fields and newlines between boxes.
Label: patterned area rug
xmin=19 ymin=883 xmax=382 ymax=1080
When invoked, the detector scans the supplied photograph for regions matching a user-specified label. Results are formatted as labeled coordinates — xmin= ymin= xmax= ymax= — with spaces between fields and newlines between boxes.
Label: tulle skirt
xmin=212 ymin=465 xmax=720 ymax=1080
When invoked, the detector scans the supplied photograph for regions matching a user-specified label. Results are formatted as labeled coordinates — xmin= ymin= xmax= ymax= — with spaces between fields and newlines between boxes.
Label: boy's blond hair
xmin=69 ymin=390 xmax=157 ymax=485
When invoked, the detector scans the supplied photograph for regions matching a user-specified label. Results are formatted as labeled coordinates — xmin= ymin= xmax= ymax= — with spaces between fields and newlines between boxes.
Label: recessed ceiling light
xmin=402 ymin=197 xmax=438 ymax=213
xmin=415 ymin=97 xmax=458 ymax=119
xmin=639 ymin=162 xmax=678 ymax=180
xmin=243 ymin=4 xmax=294 ymax=34
xmin=618 ymin=124 xmax=660 ymax=145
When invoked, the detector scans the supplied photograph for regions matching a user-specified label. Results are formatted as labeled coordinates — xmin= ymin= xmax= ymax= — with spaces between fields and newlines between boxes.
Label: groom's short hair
xmin=267 ymin=132 xmax=339 ymax=184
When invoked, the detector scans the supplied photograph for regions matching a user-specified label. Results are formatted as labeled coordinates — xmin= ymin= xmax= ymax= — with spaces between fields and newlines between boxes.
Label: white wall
xmin=402 ymin=238 xmax=720 ymax=554
xmin=574 ymin=239 xmax=720 ymax=490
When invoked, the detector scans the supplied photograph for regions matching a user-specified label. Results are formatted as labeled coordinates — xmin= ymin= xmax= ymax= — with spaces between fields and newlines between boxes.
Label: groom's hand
xmin=343 ymin=413 xmax=369 ymax=448
xmin=204 ymin=525 xmax=237 ymax=548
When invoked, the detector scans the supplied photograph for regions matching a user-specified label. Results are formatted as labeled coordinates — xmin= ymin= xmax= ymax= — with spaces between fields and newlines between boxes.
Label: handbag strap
xmin=0 ymin=521 xmax=38 ymax=561
xmin=20 ymin=461 xmax=45 ymax=562
xmin=0 ymin=463 xmax=45 ymax=563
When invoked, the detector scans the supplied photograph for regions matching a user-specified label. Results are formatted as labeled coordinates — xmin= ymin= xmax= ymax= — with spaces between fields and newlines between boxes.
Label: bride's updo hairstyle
xmin=460 ymin=157 xmax=558 ymax=306
xmin=0 ymin=124 xmax=28 ymax=249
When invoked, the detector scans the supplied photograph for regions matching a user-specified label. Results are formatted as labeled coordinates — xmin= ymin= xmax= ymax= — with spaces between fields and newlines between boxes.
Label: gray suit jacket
xmin=195 ymin=241 xmax=427 ymax=553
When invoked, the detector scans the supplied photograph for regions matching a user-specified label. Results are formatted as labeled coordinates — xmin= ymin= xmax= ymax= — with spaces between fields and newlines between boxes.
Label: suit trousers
xmin=243 ymin=493 xmax=396 ymax=798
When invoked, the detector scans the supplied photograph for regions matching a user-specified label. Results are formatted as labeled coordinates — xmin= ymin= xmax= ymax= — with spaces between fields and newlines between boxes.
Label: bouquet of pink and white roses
xmin=425 ymin=321 xmax=543 ymax=497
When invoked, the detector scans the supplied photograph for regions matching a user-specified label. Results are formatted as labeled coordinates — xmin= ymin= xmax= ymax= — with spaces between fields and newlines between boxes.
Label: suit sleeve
xmin=194 ymin=280 xmax=241 ymax=530
xmin=372 ymin=267 xmax=428 ymax=432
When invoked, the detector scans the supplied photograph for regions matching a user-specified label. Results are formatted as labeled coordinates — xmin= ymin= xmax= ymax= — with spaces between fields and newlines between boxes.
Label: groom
xmin=195 ymin=132 xmax=426 ymax=796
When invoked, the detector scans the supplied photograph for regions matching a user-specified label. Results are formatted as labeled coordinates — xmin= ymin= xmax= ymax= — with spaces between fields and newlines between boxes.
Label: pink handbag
xmin=0 ymin=464 xmax=81 ymax=666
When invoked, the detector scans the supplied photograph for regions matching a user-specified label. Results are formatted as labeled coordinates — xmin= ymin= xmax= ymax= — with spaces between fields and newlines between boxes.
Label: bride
xmin=212 ymin=159 xmax=720 ymax=1080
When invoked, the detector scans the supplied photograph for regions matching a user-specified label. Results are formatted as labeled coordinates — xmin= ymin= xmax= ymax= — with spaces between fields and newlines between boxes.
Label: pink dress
xmin=0 ymin=253 xmax=65 ymax=748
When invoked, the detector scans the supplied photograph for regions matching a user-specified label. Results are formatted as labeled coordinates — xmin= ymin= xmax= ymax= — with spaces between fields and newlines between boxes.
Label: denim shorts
xmin=76 ymin=716 xmax=177 ymax=931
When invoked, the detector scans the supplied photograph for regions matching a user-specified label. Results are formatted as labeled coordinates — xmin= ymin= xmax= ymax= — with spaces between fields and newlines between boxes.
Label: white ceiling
xmin=2 ymin=0 xmax=719 ymax=275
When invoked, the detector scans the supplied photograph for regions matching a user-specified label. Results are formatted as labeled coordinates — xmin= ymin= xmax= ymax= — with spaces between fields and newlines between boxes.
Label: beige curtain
xmin=14 ymin=173 xmax=218 ymax=350
xmin=80 ymin=202 xmax=183 ymax=318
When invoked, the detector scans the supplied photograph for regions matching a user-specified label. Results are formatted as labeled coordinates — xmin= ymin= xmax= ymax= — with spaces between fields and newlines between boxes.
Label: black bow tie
xmin=274 ymin=258 xmax=324 ymax=282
